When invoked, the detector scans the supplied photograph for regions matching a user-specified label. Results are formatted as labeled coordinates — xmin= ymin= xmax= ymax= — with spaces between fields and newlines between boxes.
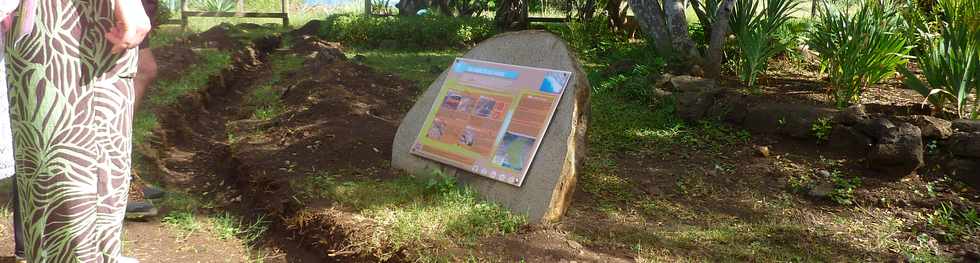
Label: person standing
xmin=134 ymin=0 xmax=158 ymax=111
xmin=0 ymin=1 xmax=21 ymax=262
xmin=5 ymin=0 xmax=150 ymax=262
xmin=125 ymin=0 xmax=162 ymax=219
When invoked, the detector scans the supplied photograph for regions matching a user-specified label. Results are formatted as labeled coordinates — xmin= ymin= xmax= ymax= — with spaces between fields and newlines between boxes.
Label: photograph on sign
xmin=410 ymin=58 xmax=572 ymax=187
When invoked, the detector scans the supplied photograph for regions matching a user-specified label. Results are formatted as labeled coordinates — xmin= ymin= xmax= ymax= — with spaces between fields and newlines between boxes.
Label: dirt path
xmin=0 ymin=211 xmax=250 ymax=263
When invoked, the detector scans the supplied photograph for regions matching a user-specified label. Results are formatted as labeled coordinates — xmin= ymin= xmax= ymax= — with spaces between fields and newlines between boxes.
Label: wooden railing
xmin=178 ymin=0 xmax=290 ymax=27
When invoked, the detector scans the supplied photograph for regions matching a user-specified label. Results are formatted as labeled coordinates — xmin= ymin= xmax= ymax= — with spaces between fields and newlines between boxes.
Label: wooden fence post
xmin=281 ymin=0 xmax=289 ymax=26
xmin=180 ymin=0 xmax=188 ymax=29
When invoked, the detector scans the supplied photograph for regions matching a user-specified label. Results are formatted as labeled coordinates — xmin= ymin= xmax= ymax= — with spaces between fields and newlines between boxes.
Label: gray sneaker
xmin=125 ymin=201 xmax=159 ymax=219
xmin=142 ymin=186 xmax=166 ymax=200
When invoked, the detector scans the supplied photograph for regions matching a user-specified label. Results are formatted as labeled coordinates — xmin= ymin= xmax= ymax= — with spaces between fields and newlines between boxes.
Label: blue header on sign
xmin=453 ymin=61 xmax=520 ymax=79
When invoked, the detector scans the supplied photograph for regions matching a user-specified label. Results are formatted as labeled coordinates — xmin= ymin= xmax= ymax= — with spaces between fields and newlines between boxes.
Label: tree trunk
xmin=237 ymin=0 xmax=245 ymax=12
xmin=663 ymin=0 xmax=702 ymax=66
xmin=627 ymin=0 xmax=672 ymax=55
xmin=578 ymin=0 xmax=597 ymax=20
xmin=397 ymin=0 xmax=427 ymax=15
xmin=606 ymin=0 xmax=627 ymax=30
xmin=433 ymin=0 xmax=453 ymax=15
xmin=495 ymin=0 xmax=529 ymax=30
xmin=704 ymin=0 xmax=734 ymax=79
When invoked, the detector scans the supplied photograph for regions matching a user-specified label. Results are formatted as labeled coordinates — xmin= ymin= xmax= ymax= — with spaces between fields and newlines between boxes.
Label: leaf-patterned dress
xmin=5 ymin=0 xmax=138 ymax=261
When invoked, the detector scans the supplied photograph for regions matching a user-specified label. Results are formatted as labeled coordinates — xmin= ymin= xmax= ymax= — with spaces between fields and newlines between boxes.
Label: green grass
xmin=158 ymin=191 xmax=213 ymax=214
xmin=162 ymin=211 xmax=204 ymax=235
xmin=150 ymin=25 xmax=195 ymax=48
xmin=292 ymin=171 xmax=526 ymax=255
xmin=348 ymin=48 xmax=461 ymax=88
xmin=317 ymin=14 xmax=497 ymax=50
xmin=210 ymin=213 xmax=270 ymax=243
xmin=927 ymin=202 xmax=980 ymax=242
xmin=159 ymin=191 xmax=271 ymax=248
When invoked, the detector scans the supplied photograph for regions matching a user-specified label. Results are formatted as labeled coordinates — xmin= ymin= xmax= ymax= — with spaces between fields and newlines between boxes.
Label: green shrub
xmin=245 ymin=0 xmax=284 ymax=12
xmin=811 ymin=117 xmax=833 ymax=141
xmin=318 ymin=14 xmax=497 ymax=50
xmin=829 ymin=171 xmax=861 ymax=205
xmin=773 ymin=18 xmax=814 ymax=59
xmin=731 ymin=0 xmax=800 ymax=87
xmin=554 ymin=17 xmax=629 ymax=61
xmin=809 ymin=0 xmax=912 ymax=108
xmin=898 ymin=0 xmax=980 ymax=119
xmin=155 ymin=0 xmax=176 ymax=23
xmin=547 ymin=18 xmax=665 ymax=102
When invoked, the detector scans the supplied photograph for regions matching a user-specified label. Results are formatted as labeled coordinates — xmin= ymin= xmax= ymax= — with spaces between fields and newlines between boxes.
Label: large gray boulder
xmin=391 ymin=31 xmax=589 ymax=223
xmin=868 ymin=122 xmax=924 ymax=178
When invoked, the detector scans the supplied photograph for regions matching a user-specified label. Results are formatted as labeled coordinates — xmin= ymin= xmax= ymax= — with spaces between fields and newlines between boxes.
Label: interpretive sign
xmin=410 ymin=58 xmax=572 ymax=187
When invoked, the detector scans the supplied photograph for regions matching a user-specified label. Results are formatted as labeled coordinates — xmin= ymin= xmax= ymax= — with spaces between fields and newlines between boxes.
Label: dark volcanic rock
xmin=945 ymin=158 xmax=980 ymax=189
xmin=855 ymin=118 xmax=896 ymax=139
xmin=952 ymin=119 xmax=980 ymax=133
xmin=828 ymin=126 xmax=872 ymax=153
xmin=949 ymin=132 xmax=980 ymax=159
xmin=659 ymin=75 xmax=723 ymax=122
xmin=836 ymin=104 xmax=869 ymax=125
xmin=742 ymin=103 xmax=838 ymax=139
xmin=898 ymin=115 xmax=952 ymax=139
xmin=868 ymin=122 xmax=924 ymax=178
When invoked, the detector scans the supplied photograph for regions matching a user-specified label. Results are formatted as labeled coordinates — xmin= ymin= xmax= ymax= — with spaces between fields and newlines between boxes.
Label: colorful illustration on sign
xmin=492 ymin=132 xmax=536 ymax=171
xmin=540 ymin=72 xmax=569 ymax=94
xmin=475 ymin=96 xmax=496 ymax=118
xmin=411 ymin=58 xmax=572 ymax=187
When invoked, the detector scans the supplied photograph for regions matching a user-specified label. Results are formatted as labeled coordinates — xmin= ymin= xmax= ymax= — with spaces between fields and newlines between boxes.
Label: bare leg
xmin=133 ymin=48 xmax=158 ymax=111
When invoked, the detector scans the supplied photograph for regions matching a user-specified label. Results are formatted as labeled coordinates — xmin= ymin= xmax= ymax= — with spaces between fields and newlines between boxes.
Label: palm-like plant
xmin=730 ymin=0 xmax=799 ymax=88
xmin=808 ymin=0 xmax=912 ymax=108
xmin=898 ymin=0 xmax=980 ymax=119
xmin=191 ymin=0 xmax=236 ymax=12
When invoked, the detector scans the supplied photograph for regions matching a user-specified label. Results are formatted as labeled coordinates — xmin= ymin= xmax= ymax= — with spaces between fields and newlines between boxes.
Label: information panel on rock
xmin=411 ymin=58 xmax=572 ymax=187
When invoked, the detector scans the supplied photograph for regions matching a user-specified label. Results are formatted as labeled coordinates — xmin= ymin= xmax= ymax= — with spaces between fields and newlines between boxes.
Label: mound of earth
xmin=153 ymin=44 xmax=199 ymax=80
xmin=142 ymin=24 xmax=422 ymax=262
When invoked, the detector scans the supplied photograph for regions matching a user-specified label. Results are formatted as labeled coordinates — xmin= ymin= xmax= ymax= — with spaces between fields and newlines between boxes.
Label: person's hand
xmin=0 ymin=0 xmax=18 ymax=31
xmin=0 ymin=0 xmax=17 ymax=15
xmin=105 ymin=0 xmax=151 ymax=54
